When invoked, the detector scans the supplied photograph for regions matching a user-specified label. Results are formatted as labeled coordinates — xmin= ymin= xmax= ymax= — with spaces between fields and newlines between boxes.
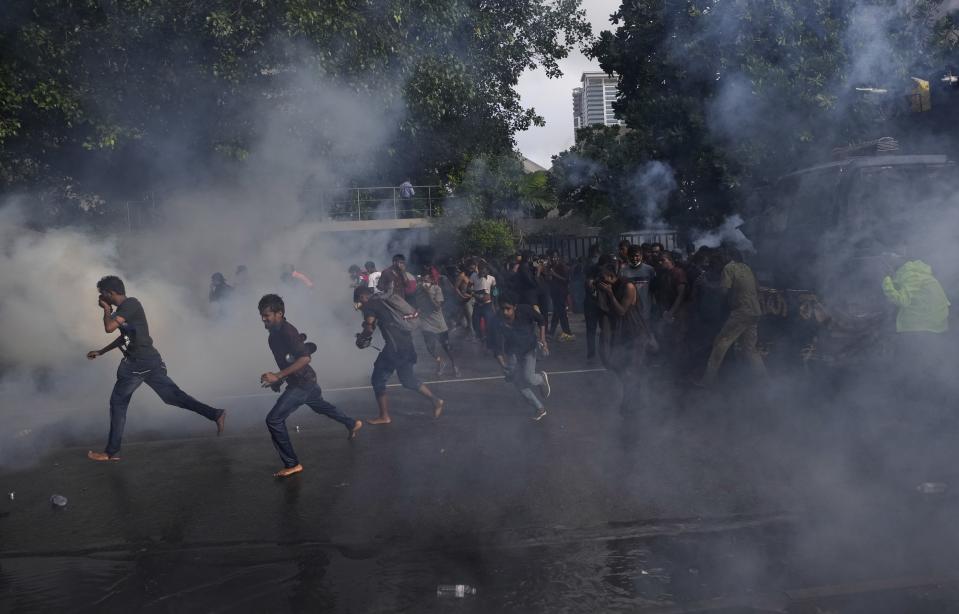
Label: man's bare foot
xmin=216 ymin=410 xmax=227 ymax=436
xmin=349 ymin=419 xmax=363 ymax=440
xmin=433 ymin=398 xmax=445 ymax=419
xmin=87 ymin=451 xmax=120 ymax=462
xmin=368 ymin=416 xmax=392 ymax=425
xmin=273 ymin=464 xmax=303 ymax=478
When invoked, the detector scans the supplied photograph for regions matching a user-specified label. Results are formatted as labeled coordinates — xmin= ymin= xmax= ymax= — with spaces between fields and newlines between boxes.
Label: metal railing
xmin=320 ymin=185 xmax=449 ymax=221
xmin=521 ymin=229 xmax=679 ymax=261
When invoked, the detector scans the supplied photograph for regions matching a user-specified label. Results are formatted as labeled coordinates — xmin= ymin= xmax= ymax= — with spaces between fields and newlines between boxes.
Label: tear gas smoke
xmin=628 ymin=161 xmax=676 ymax=229
xmin=690 ymin=214 xmax=753 ymax=252
xmin=0 ymin=67 xmax=423 ymax=470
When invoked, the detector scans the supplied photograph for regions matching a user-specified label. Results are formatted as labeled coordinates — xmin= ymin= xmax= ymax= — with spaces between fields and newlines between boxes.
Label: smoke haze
xmin=0 ymin=66 xmax=421 ymax=468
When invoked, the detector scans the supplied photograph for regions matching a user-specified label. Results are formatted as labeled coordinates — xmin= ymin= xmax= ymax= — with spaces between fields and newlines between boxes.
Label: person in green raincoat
xmin=882 ymin=259 xmax=950 ymax=334
xmin=881 ymin=253 xmax=952 ymax=410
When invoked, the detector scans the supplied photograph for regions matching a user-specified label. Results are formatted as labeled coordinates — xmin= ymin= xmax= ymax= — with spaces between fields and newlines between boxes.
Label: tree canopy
xmin=0 ymin=0 xmax=590 ymax=214
xmin=555 ymin=0 xmax=959 ymax=229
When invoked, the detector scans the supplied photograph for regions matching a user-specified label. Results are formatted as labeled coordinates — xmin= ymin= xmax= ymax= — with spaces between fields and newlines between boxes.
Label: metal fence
xmin=619 ymin=230 xmax=680 ymax=252
xmin=521 ymin=229 xmax=680 ymax=262
xmin=122 ymin=196 xmax=159 ymax=233
xmin=321 ymin=185 xmax=449 ymax=221
xmin=521 ymin=235 xmax=601 ymax=261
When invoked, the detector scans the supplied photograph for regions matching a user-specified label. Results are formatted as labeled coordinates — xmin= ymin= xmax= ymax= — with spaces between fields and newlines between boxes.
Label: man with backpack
xmin=353 ymin=285 xmax=445 ymax=424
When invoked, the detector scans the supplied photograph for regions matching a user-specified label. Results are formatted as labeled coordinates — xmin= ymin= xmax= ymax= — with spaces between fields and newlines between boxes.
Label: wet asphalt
xmin=3 ymin=320 xmax=959 ymax=612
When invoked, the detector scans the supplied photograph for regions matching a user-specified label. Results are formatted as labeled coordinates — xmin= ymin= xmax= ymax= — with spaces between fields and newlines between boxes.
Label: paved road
xmin=3 ymin=323 xmax=959 ymax=612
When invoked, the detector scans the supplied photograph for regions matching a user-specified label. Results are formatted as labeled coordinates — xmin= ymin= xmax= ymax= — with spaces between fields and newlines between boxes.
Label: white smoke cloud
xmin=628 ymin=161 xmax=676 ymax=229
xmin=690 ymin=213 xmax=754 ymax=252
xmin=0 ymin=65 xmax=424 ymax=469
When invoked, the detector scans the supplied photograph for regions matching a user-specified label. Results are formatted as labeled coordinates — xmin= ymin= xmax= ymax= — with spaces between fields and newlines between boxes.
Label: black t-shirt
xmin=114 ymin=297 xmax=161 ymax=361
xmin=548 ymin=261 xmax=570 ymax=292
xmin=362 ymin=299 xmax=417 ymax=361
xmin=508 ymin=263 xmax=538 ymax=299
xmin=268 ymin=320 xmax=317 ymax=389
xmin=493 ymin=304 xmax=544 ymax=357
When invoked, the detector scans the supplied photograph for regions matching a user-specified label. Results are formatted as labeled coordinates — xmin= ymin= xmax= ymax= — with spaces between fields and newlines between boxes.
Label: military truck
xmin=742 ymin=145 xmax=959 ymax=365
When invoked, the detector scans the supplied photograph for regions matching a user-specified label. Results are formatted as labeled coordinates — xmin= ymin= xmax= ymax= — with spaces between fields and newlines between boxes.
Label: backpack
xmin=374 ymin=293 xmax=420 ymax=332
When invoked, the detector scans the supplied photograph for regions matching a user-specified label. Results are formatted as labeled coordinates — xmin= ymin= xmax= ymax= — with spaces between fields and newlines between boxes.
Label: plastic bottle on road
xmin=436 ymin=584 xmax=477 ymax=598
xmin=917 ymin=482 xmax=947 ymax=495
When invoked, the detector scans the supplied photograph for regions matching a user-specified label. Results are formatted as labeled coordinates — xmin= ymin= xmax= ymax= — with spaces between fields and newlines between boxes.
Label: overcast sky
xmin=514 ymin=0 xmax=621 ymax=169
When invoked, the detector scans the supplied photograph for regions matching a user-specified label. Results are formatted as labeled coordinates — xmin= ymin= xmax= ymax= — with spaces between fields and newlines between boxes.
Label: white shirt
xmin=367 ymin=271 xmax=382 ymax=293
xmin=469 ymin=272 xmax=496 ymax=294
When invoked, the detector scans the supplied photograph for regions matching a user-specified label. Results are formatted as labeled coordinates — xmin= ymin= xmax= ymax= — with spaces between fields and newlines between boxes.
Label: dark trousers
xmin=266 ymin=383 xmax=356 ymax=467
xmin=472 ymin=301 xmax=494 ymax=340
xmin=549 ymin=289 xmax=571 ymax=335
xmin=584 ymin=303 xmax=600 ymax=358
xmin=106 ymin=357 xmax=221 ymax=456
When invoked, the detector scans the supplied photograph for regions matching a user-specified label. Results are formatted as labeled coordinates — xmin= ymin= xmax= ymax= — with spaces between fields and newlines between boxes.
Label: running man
xmin=353 ymin=286 xmax=445 ymax=424
xmin=491 ymin=292 xmax=550 ymax=421
xmin=414 ymin=273 xmax=461 ymax=377
xmin=258 ymin=294 xmax=362 ymax=478
xmin=85 ymin=275 xmax=226 ymax=461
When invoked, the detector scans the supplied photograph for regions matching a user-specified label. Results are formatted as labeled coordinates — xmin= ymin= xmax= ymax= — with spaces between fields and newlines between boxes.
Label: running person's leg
xmin=422 ymin=330 xmax=445 ymax=375
xmin=439 ymin=331 xmax=459 ymax=376
xmin=92 ymin=359 xmax=145 ymax=460
xmin=303 ymin=384 xmax=362 ymax=439
xmin=144 ymin=361 xmax=225 ymax=429
xmin=514 ymin=350 xmax=547 ymax=419
xmin=370 ymin=352 xmax=396 ymax=424
xmin=700 ymin=313 xmax=753 ymax=385
xmin=266 ymin=386 xmax=308 ymax=477
xmin=395 ymin=358 xmax=444 ymax=418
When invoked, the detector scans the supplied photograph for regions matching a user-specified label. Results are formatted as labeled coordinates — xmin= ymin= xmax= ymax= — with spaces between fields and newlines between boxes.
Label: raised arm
xmin=600 ymin=282 xmax=636 ymax=318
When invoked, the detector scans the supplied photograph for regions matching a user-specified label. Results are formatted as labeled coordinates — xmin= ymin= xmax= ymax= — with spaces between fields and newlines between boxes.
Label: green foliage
xmin=455 ymin=153 xmax=557 ymax=218
xmin=573 ymin=0 xmax=958 ymax=228
xmin=457 ymin=218 xmax=516 ymax=259
xmin=0 ymin=0 xmax=590 ymax=209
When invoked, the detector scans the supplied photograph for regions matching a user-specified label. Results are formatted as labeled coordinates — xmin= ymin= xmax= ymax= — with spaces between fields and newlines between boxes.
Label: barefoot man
xmin=259 ymin=294 xmax=362 ymax=478
xmin=85 ymin=275 xmax=226 ymax=461
xmin=353 ymin=286 xmax=444 ymax=424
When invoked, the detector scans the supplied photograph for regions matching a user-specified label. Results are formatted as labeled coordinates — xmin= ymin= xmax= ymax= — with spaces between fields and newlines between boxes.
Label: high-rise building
xmin=572 ymin=87 xmax=584 ymax=130
xmin=573 ymin=72 xmax=625 ymax=133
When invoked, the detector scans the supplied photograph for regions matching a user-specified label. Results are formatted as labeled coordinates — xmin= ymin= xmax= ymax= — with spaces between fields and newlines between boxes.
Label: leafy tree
xmin=576 ymin=0 xmax=957 ymax=228
xmin=457 ymin=218 xmax=516 ymax=258
xmin=0 ymin=0 xmax=590 ymax=219
xmin=456 ymin=152 xmax=558 ymax=218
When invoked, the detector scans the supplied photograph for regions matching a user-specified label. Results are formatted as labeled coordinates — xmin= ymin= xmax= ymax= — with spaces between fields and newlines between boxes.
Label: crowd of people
xmin=344 ymin=242 xmax=769 ymax=422
xmin=85 ymin=237 xmax=949 ymax=479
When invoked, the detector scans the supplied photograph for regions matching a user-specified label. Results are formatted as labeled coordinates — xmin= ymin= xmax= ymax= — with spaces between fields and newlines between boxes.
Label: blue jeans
xmin=106 ymin=357 xmax=222 ymax=456
xmin=371 ymin=351 xmax=421 ymax=396
xmin=266 ymin=384 xmax=357 ymax=468
xmin=505 ymin=350 xmax=544 ymax=410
